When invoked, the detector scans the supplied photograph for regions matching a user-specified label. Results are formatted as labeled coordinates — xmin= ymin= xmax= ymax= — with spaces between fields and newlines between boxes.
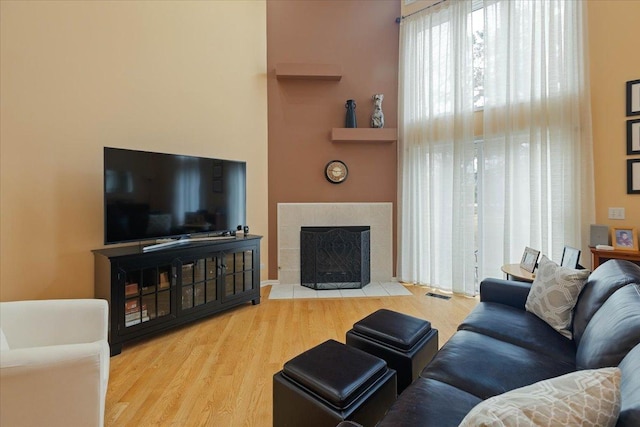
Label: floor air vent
xmin=426 ymin=292 xmax=451 ymax=300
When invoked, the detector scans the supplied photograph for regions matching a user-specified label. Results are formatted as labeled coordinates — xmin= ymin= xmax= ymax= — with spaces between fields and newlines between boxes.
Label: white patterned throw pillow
xmin=458 ymin=367 xmax=621 ymax=427
xmin=525 ymin=255 xmax=590 ymax=339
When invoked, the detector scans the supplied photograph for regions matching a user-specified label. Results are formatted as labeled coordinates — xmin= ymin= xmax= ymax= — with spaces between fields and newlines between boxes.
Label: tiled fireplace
xmin=277 ymin=203 xmax=393 ymax=285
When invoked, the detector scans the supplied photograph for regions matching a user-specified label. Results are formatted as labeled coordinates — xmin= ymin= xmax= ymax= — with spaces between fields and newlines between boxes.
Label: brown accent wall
xmin=267 ymin=0 xmax=400 ymax=280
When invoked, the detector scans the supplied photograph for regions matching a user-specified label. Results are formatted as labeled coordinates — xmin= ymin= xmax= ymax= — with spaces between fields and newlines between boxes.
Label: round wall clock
xmin=325 ymin=160 xmax=348 ymax=184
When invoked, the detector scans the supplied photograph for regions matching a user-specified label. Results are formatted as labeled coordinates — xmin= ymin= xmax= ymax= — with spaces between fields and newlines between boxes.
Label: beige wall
xmin=401 ymin=0 xmax=438 ymax=16
xmin=2 ymin=0 xmax=637 ymax=302
xmin=0 ymin=1 xmax=268 ymax=301
xmin=588 ymin=0 xmax=640 ymax=232
xmin=266 ymin=0 xmax=400 ymax=279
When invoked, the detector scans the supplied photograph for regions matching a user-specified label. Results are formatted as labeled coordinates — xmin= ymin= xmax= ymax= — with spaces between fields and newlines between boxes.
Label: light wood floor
xmin=105 ymin=284 xmax=478 ymax=427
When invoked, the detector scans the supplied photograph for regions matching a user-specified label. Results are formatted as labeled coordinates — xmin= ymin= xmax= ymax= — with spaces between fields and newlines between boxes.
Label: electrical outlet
xmin=608 ymin=207 xmax=626 ymax=220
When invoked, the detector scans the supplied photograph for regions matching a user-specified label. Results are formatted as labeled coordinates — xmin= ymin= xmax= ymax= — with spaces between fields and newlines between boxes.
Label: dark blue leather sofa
xmin=375 ymin=259 xmax=640 ymax=426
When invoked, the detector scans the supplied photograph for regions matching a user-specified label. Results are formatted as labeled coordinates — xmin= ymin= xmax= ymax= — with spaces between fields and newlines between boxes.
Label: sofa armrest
xmin=0 ymin=299 xmax=108 ymax=349
xmin=1 ymin=342 xmax=107 ymax=427
xmin=479 ymin=278 xmax=532 ymax=310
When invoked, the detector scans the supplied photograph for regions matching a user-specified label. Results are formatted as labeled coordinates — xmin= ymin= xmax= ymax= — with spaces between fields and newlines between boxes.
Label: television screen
xmin=104 ymin=147 xmax=246 ymax=244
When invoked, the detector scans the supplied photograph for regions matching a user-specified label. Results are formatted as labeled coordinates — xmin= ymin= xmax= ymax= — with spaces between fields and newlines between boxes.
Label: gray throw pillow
xmin=525 ymin=255 xmax=590 ymax=339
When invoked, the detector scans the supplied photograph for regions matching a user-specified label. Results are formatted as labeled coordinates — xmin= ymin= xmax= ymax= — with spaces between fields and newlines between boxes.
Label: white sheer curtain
xmin=398 ymin=0 xmax=477 ymax=295
xmin=398 ymin=0 xmax=594 ymax=294
xmin=479 ymin=0 xmax=594 ymax=278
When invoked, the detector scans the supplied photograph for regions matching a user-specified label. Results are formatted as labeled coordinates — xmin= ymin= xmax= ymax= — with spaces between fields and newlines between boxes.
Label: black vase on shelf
xmin=345 ymin=99 xmax=357 ymax=128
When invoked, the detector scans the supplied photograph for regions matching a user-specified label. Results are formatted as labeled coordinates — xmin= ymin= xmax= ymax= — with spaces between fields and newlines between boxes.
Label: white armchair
xmin=0 ymin=299 xmax=110 ymax=427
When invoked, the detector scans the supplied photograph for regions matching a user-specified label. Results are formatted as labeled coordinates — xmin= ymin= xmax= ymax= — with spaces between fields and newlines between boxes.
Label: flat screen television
xmin=104 ymin=147 xmax=246 ymax=245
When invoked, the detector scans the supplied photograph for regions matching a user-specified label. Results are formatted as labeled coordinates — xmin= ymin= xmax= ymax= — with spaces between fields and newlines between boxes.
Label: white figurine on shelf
xmin=371 ymin=93 xmax=384 ymax=128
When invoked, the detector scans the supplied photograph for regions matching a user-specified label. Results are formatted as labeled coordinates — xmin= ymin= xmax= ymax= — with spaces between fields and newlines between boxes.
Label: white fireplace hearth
xmin=277 ymin=203 xmax=393 ymax=285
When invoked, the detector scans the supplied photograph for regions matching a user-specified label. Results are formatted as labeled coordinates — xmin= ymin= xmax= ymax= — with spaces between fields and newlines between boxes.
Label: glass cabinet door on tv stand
xmin=121 ymin=264 xmax=175 ymax=329
xmin=179 ymin=256 xmax=220 ymax=312
xmin=178 ymin=247 xmax=258 ymax=312
xmin=93 ymin=235 xmax=262 ymax=356
xmin=223 ymin=249 xmax=255 ymax=300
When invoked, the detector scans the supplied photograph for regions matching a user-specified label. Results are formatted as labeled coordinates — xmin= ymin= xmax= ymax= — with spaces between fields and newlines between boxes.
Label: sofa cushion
xmin=576 ymin=284 xmax=640 ymax=370
xmin=377 ymin=378 xmax=481 ymax=427
xmin=459 ymin=302 xmax=576 ymax=364
xmin=525 ymin=255 xmax=590 ymax=339
xmin=458 ymin=367 xmax=621 ymax=427
xmin=420 ymin=330 xmax=575 ymax=399
xmin=479 ymin=278 xmax=532 ymax=309
xmin=573 ymin=260 xmax=640 ymax=345
xmin=618 ymin=344 xmax=640 ymax=427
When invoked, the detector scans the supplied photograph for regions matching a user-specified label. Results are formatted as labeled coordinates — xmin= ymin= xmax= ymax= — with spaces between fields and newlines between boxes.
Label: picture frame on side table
xmin=628 ymin=159 xmax=640 ymax=195
xmin=627 ymin=79 xmax=640 ymax=117
xmin=611 ymin=227 xmax=638 ymax=251
xmin=628 ymin=119 xmax=640 ymax=154
xmin=520 ymin=247 xmax=540 ymax=273
xmin=560 ymin=246 xmax=581 ymax=269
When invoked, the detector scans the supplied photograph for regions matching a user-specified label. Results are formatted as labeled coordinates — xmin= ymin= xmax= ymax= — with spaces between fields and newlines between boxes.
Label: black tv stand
xmin=93 ymin=235 xmax=262 ymax=355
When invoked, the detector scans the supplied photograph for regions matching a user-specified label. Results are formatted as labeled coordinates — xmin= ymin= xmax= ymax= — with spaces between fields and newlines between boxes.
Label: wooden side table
xmin=501 ymin=264 xmax=536 ymax=283
xmin=590 ymin=247 xmax=640 ymax=269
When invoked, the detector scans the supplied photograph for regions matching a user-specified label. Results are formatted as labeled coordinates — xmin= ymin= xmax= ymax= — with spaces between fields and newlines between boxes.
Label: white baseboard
xmin=261 ymin=280 xmax=280 ymax=288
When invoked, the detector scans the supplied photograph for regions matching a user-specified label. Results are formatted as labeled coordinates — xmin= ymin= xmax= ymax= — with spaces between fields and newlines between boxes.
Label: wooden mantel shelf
xmin=275 ymin=63 xmax=342 ymax=81
xmin=331 ymin=128 xmax=398 ymax=143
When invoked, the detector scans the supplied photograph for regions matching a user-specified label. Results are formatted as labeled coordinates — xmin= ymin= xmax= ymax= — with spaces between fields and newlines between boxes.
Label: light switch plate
xmin=608 ymin=207 xmax=625 ymax=220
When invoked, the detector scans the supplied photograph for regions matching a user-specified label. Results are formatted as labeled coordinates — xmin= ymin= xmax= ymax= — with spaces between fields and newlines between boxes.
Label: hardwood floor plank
xmin=106 ymin=284 xmax=477 ymax=426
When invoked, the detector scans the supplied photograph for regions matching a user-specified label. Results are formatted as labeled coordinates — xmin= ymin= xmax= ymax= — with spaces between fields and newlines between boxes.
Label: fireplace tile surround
xmin=268 ymin=281 xmax=411 ymax=300
xmin=277 ymin=203 xmax=393 ymax=285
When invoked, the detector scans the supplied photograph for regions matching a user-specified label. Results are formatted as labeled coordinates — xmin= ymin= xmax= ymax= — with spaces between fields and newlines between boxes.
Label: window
xmin=398 ymin=0 xmax=594 ymax=294
xmin=472 ymin=5 xmax=484 ymax=109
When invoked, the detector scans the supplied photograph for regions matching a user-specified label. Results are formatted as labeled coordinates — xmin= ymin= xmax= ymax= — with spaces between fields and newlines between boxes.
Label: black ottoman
xmin=346 ymin=309 xmax=438 ymax=394
xmin=273 ymin=339 xmax=397 ymax=427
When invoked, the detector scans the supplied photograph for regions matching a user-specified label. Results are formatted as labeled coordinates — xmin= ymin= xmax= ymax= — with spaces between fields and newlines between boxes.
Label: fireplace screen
xmin=300 ymin=226 xmax=371 ymax=290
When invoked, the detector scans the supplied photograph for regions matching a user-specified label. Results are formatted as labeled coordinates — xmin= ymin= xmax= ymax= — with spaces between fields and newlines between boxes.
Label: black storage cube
xmin=346 ymin=309 xmax=438 ymax=394
xmin=273 ymin=339 xmax=396 ymax=427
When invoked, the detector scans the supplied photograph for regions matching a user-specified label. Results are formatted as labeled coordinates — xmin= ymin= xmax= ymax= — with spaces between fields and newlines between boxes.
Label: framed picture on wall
xmin=627 ymin=79 xmax=640 ymax=116
xmin=611 ymin=227 xmax=638 ymax=251
xmin=628 ymin=159 xmax=640 ymax=194
xmin=628 ymin=119 xmax=640 ymax=154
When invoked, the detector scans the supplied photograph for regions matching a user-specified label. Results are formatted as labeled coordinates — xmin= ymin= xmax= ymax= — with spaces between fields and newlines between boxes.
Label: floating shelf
xmin=331 ymin=128 xmax=397 ymax=143
xmin=276 ymin=63 xmax=342 ymax=81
